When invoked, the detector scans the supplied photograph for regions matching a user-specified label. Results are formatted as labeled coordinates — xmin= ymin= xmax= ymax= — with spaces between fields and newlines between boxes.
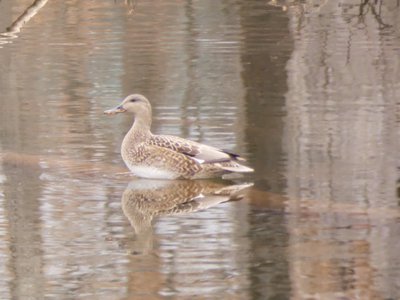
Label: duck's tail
xmin=219 ymin=163 xmax=254 ymax=173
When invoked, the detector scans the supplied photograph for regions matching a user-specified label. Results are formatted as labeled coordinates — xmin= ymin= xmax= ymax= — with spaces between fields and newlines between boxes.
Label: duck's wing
xmin=149 ymin=135 xmax=244 ymax=164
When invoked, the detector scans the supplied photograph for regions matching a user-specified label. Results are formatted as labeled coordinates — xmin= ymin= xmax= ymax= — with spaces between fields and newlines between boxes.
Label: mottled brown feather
xmin=149 ymin=134 xmax=242 ymax=164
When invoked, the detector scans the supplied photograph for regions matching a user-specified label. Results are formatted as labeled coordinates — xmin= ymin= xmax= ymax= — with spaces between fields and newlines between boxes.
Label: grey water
xmin=0 ymin=0 xmax=399 ymax=299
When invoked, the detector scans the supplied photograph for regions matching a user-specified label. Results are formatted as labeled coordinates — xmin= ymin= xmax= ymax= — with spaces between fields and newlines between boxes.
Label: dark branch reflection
xmin=267 ymin=0 xmax=394 ymax=29
xmin=0 ymin=0 xmax=48 ymax=46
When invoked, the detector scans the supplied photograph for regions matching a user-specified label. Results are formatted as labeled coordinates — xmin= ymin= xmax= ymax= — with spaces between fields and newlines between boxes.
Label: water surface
xmin=0 ymin=0 xmax=399 ymax=299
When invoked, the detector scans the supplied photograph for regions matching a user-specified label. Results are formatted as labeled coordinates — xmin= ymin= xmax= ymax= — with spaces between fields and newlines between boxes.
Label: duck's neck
xmin=123 ymin=116 xmax=152 ymax=147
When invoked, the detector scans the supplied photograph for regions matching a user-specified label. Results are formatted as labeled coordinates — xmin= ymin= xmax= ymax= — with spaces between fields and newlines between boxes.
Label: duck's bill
xmin=104 ymin=105 xmax=126 ymax=115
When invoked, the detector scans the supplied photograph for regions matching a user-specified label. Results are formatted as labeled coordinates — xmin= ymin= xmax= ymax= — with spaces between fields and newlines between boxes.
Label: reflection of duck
xmin=121 ymin=179 xmax=252 ymax=254
xmin=104 ymin=94 xmax=253 ymax=179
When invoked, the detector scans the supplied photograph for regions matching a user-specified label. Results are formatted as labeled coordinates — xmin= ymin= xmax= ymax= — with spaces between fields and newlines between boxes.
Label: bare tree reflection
xmin=0 ymin=0 xmax=48 ymax=46
xmin=268 ymin=0 xmax=394 ymax=29
xmin=284 ymin=0 xmax=400 ymax=298
xmin=121 ymin=179 xmax=252 ymax=255
xmin=358 ymin=0 xmax=392 ymax=28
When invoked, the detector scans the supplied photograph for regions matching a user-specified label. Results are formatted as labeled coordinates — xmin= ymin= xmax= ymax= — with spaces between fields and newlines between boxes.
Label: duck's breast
xmin=128 ymin=165 xmax=180 ymax=179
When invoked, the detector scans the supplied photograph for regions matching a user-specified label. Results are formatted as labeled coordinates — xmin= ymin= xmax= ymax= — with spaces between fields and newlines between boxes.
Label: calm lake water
xmin=0 ymin=0 xmax=399 ymax=299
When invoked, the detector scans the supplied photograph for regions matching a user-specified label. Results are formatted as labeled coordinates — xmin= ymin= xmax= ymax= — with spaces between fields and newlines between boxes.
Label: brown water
xmin=0 ymin=0 xmax=399 ymax=299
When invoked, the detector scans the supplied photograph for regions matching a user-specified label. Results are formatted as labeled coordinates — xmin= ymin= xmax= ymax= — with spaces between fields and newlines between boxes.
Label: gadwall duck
xmin=104 ymin=94 xmax=253 ymax=179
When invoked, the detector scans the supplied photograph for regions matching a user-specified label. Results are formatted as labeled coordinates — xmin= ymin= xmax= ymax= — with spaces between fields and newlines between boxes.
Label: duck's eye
xmin=130 ymin=99 xmax=137 ymax=102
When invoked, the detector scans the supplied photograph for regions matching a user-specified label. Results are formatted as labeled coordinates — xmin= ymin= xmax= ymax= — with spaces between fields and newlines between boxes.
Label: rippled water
xmin=0 ymin=0 xmax=399 ymax=299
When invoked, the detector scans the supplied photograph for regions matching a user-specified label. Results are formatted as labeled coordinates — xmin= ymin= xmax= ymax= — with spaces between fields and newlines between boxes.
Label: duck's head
xmin=104 ymin=94 xmax=152 ymax=117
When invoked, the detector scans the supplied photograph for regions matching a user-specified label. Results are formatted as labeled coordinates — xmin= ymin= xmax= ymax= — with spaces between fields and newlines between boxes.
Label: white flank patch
xmin=190 ymin=157 xmax=205 ymax=164
xmin=128 ymin=165 xmax=179 ymax=179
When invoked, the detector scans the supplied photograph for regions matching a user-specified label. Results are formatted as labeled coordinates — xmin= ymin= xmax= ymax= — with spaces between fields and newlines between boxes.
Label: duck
xmin=104 ymin=94 xmax=253 ymax=179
